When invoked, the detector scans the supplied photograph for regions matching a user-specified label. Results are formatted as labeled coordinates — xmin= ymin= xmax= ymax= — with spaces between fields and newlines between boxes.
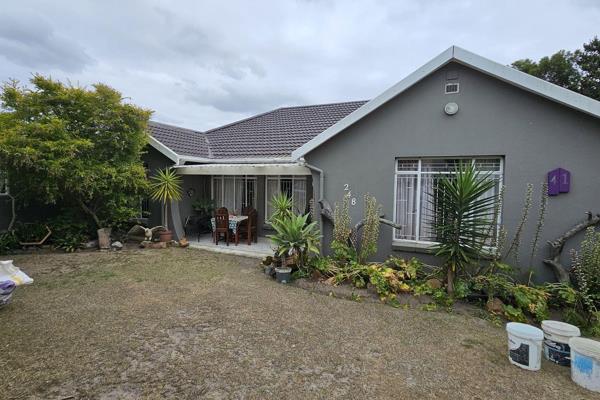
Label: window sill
xmin=392 ymin=240 xmax=436 ymax=254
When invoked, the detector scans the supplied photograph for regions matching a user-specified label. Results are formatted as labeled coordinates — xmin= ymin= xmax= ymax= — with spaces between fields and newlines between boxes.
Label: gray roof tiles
xmin=148 ymin=100 xmax=367 ymax=160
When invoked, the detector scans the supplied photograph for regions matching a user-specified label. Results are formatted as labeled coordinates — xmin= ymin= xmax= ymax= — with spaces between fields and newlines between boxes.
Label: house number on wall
xmin=547 ymin=168 xmax=570 ymax=196
xmin=344 ymin=183 xmax=357 ymax=206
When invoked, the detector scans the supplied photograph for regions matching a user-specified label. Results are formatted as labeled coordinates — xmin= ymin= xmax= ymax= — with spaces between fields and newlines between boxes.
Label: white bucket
xmin=541 ymin=320 xmax=580 ymax=366
xmin=506 ymin=322 xmax=544 ymax=371
xmin=570 ymin=337 xmax=600 ymax=392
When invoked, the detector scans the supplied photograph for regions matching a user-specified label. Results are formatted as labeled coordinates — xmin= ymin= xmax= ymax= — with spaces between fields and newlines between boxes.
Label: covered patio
xmin=170 ymin=161 xmax=314 ymax=257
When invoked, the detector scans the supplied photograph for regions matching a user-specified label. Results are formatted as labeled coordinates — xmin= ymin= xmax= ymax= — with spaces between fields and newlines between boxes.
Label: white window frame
xmin=392 ymin=157 xmax=503 ymax=247
xmin=211 ymin=175 xmax=257 ymax=213
xmin=265 ymin=175 xmax=308 ymax=221
xmin=445 ymin=82 xmax=460 ymax=94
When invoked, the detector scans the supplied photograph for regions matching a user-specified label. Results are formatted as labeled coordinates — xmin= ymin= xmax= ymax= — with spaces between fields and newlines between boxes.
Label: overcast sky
xmin=1 ymin=1 xmax=598 ymax=131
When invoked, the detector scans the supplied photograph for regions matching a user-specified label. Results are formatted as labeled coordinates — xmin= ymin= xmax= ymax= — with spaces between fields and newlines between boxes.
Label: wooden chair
xmin=239 ymin=207 xmax=258 ymax=245
xmin=213 ymin=207 xmax=230 ymax=246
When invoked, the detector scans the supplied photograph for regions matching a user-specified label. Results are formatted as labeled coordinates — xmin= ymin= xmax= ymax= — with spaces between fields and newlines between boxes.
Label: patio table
xmin=210 ymin=215 xmax=249 ymax=245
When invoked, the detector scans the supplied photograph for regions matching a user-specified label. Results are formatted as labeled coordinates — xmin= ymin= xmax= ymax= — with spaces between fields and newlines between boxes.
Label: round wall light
xmin=444 ymin=102 xmax=459 ymax=115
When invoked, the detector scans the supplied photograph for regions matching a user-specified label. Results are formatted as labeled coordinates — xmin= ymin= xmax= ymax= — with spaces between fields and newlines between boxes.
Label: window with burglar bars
xmin=393 ymin=157 xmax=503 ymax=243
xmin=265 ymin=176 xmax=307 ymax=220
xmin=211 ymin=176 xmax=257 ymax=214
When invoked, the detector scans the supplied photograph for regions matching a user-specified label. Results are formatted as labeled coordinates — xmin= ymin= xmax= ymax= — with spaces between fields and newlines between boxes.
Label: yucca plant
xmin=431 ymin=162 xmax=499 ymax=295
xmin=269 ymin=192 xmax=294 ymax=223
xmin=268 ymin=213 xmax=321 ymax=268
xmin=149 ymin=168 xmax=182 ymax=230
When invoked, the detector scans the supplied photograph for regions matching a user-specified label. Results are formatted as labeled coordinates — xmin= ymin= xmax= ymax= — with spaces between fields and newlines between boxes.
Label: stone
xmin=178 ymin=238 xmax=189 ymax=248
xmin=426 ymin=278 xmax=443 ymax=290
xmin=111 ymin=241 xmax=123 ymax=250
xmin=486 ymin=297 xmax=504 ymax=314
xmin=84 ymin=240 xmax=98 ymax=249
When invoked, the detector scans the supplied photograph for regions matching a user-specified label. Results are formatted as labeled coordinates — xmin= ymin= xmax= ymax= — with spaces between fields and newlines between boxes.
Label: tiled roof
xmin=147 ymin=121 xmax=210 ymax=158
xmin=148 ymin=100 xmax=367 ymax=160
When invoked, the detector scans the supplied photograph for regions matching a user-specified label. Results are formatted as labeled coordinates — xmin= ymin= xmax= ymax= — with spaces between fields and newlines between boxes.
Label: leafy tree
xmin=0 ymin=75 xmax=151 ymax=230
xmin=512 ymin=36 xmax=600 ymax=101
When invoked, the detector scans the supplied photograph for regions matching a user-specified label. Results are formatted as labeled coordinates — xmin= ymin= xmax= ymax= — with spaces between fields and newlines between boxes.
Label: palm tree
xmin=149 ymin=168 xmax=182 ymax=231
xmin=431 ymin=162 xmax=499 ymax=295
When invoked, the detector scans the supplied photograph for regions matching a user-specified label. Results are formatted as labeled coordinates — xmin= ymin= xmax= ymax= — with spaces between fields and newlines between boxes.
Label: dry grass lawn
xmin=0 ymin=248 xmax=596 ymax=399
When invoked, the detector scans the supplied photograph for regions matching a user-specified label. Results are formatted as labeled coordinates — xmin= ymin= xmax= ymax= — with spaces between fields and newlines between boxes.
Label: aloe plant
xmin=268 ymin=213 xmax=321 ymax=268
xmin=149 ymin=168 xmax=182 ymax=230
xmin=431 ymin=162 xmax=499 ymax=295
xmin=269 ymin=192 xmax=294 ymax=223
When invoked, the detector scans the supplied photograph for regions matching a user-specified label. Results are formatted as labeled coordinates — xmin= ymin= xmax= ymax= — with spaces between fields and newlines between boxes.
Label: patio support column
xmin=169 ymin=199 xmax=185 ymax=240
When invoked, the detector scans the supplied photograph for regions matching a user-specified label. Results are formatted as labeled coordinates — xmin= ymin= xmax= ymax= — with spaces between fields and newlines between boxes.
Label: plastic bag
xmin=0 ymin=260 xmax=33 ymax=286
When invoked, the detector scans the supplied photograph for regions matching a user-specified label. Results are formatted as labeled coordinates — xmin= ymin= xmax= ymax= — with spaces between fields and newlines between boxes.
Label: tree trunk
xmin=77 ymin=198 xmax=101 ymax=228
xmin=163 ymin=202 xmax=169 ymax=231
xmin=7 ymin=194 xmax=16 ymax=231
xmin=543 ymin=212 xmax=600 ymax=283
xmin=447 ymin=264 xmax=455 ymax=296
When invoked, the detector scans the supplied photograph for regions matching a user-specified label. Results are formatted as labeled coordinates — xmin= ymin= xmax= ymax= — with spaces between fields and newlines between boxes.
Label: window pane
xmin=223 ymin=176 xmax=235 ymax=211
xmin=266 ymin=177 xmax=280 ymax=220
xmin=213 ymin=177 xmax=222 ymax=208
xmin=396 ymin=159 xmax=419 ymax=171
xmin=421 ymin=158 xmax=460 ymax=173
xmin=395 ymin=175 xmax=418 ymax=240
xmin=234 ymin=177 xmax=245 ymax=213
xmin=419 ymin=174 xmax=444 ymax=242
xmin=293 ymin=179 xmax=307 ymax=214
xmin=474 ymin=158 xmax=502 ymax=172
xmin=280 ymin=178 xmax=293 ymax=198
xmin=245 ymin=178 xmax=256 ymax=209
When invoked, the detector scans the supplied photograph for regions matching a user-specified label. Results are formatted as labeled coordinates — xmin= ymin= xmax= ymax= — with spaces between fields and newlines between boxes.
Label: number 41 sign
xmin=547 ymin=168 xmax=570 ymax=196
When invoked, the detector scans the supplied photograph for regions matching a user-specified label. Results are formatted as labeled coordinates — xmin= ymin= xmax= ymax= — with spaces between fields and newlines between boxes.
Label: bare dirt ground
xmin=0 ymin=248 xmax=595 ymax=399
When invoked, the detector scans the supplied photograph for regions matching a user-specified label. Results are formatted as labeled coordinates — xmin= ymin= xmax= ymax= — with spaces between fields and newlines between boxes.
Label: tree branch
xmin=543 ymin=211 xmax=600 ymax=283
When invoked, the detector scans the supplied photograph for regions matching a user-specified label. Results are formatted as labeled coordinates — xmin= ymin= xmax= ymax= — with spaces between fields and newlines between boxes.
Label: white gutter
xmin=178 ymin=156 xmax=293 ymax=164
xmin=174 ymin=162 xmax=311 ymax=176
xmin=298 ymin=159 xmax=324 ymax=201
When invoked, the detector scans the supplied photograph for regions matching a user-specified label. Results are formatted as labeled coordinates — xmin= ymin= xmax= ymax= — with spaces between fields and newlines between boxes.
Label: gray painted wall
xmin=305 ymin=62 xmax=600 ymax=283
xmin=143 ymin=146 xmax=174 ymax=228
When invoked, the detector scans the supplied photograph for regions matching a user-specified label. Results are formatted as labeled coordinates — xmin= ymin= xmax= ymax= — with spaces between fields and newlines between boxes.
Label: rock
xmin=150 ymin=242 xmax=167 ymax=249
xmin=486 ymin=297 xmax=504 ymax=314
xmin=426 ymin=278 xmax=443 ymax=289
xmin=111 ymin=241 xmax=123 ymax=250
xmin=178 ymin=238 xmax=189 ymax=248
xmin=139 ymin=240 xmax=152 ymax=248
xmin=84 ymin=240 xmax=98 ymax=249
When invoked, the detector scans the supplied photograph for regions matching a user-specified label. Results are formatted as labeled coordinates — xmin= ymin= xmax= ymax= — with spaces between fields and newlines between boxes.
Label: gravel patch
xmin=0 ymin=248 xmax=595 ymax=399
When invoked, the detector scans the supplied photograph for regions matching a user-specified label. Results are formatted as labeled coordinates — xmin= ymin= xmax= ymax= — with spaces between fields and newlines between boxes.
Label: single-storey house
xmin=144 ymin=46 xmax=600 ymax=282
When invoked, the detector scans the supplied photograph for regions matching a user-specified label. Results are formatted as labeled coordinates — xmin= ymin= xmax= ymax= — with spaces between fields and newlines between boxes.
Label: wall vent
xmin=445 ymin=82 xmax=460 ymax=94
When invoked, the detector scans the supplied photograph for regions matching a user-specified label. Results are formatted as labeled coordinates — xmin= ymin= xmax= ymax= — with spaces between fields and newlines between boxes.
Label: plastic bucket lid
xmin=506 ymin=322 xmax=544 ymax=341
xmin=570 ymin=337 xmax=600 ymax=359
xmin=541 ymin=320 xmax=581 ymax=338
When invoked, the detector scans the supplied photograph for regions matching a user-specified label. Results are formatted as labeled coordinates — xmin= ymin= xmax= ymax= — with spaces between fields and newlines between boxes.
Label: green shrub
xmin=13 ymin=222 xmax=48 ymax=243
xmin=0 ymin=231 xmax=19 ymax=255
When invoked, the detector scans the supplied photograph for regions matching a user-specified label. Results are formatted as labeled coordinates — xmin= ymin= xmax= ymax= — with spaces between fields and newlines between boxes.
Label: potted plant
xmin=149 ymin=168 xmax=183 ymax=242
xmin=192 ymin=197 xmax=215 ymax=233
xmin=267 ymin=213 xmax=321 ymax=283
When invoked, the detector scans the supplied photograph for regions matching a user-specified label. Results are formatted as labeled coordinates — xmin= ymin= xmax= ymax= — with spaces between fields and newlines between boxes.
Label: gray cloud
xmin=0 ymin=0 xmax=598 ymax=131
xmin=0 ymin=14 xmax=93 ymax=72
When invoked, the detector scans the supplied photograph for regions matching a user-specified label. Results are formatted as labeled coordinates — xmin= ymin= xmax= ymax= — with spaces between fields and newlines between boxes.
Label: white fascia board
xmin=292 ymin=45 xmax=600 ymax=160
xmin=452 ymin=46 xmax=600 ymax=119
xmin=174 ymin=163 xmax=311 ymax=176
xmin=147 ymin=135 xmax=180 ymax=164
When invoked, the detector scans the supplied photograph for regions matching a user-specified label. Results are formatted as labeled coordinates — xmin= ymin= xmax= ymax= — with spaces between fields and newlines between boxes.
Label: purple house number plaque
xmin=548 ymin=168 xmax=570 ymax=196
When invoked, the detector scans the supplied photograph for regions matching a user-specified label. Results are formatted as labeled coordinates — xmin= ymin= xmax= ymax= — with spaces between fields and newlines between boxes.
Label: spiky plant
xmin=149 ymin=168 xmax=182 ymax=230
xmin=269 ymin=192 xmax=294 ymax=224
xmin=268 ymin=213 xmax=321 ymax=268
xmin=431 ymin=162 xmax=500 ymax=295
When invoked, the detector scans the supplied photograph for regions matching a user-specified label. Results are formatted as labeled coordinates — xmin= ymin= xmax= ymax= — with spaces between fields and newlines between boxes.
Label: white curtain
xmin=266 ymin=178 xmax=280 ymax=220
xmin=293 ymin=179 xmax=307 ymax=214
xmin=223 ymin=177 xmax=235 ymax=211
xmin=213 ymin=178 xmax=222 ymax=208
